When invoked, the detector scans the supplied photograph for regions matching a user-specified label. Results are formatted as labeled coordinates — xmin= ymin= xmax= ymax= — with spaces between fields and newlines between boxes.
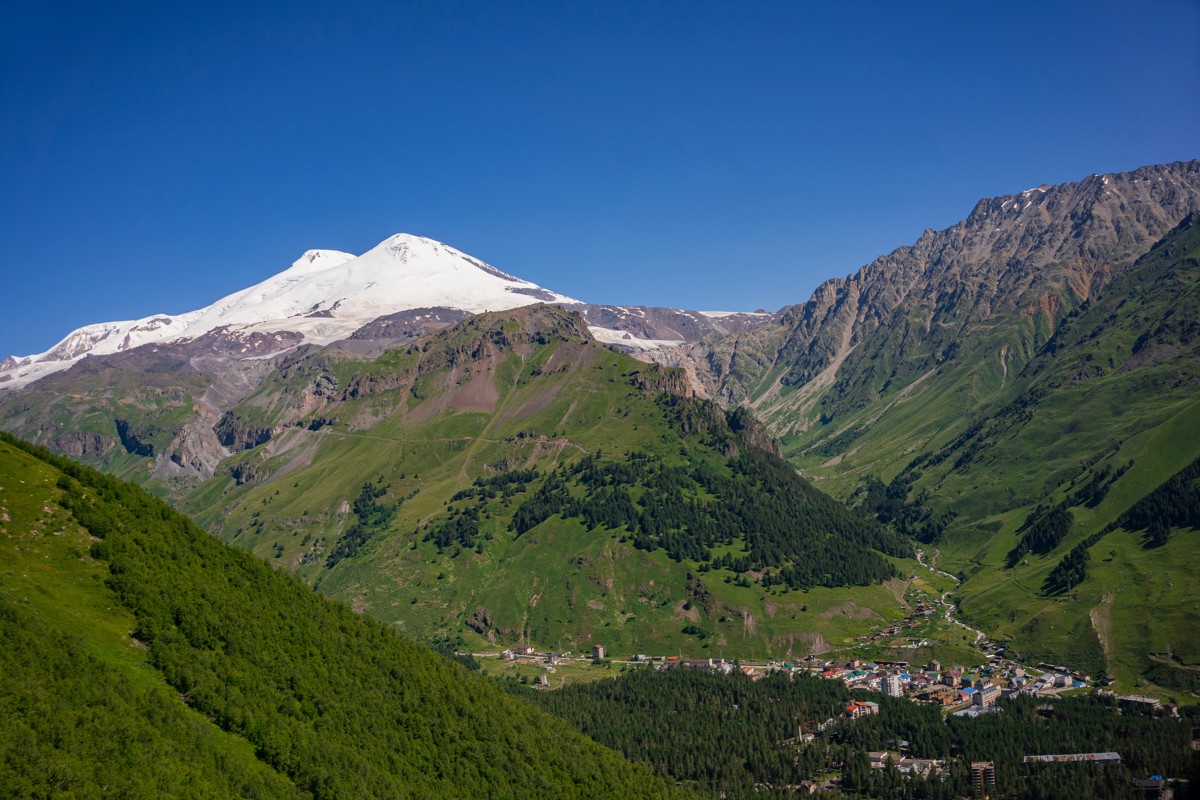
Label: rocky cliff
xmin=653 ymin=161 xmax=1200 ymax=433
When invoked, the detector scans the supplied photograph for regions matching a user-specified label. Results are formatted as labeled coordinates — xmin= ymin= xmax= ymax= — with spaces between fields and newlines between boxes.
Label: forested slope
xmin=0 ymin=432 xmax=690 ymax=798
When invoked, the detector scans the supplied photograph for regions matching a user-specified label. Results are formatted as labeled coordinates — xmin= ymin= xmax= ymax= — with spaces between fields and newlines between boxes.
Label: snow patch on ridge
xmin=587 ymin=326 xmax=686 ymax=351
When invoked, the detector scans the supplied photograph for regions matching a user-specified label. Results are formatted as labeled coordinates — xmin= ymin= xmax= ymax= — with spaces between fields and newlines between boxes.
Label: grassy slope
xmin=0 ymin=435 xmax=691 ymax=798
xmin=773 ymin=217 xmax=1200 ymax=692
xmin=179 ymin=309 xmax=912 ymax=659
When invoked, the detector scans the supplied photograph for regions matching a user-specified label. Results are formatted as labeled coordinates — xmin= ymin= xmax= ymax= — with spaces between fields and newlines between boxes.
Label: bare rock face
xmin=51 ymin=431 xmax=118 ymax=460
xmin=158 ymin=397 xmax=231 ymax=480
xmin=630 ymin=365 xmax=695 ymax=399
xmin=653 ymin=161 xmax=1200 ymax=422
xmin=347 ymin=307 xmax=470 ymax=341
xmin=214 ymin=413 xmax=275 ymax=451
xmin=163 ymin=424 xmax=228 ymax=476
xmin=725 ymin=406 xmax=782 ymax=458
xmin=114 ymin=419 xmax=156 ymax=457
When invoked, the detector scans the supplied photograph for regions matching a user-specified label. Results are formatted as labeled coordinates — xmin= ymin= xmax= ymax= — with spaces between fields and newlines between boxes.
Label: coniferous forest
xmin=1042 ymin=456 xmax=1200 ymax=596
xmin=536 ymin=668 xmax=1199 ymax=800
xmin=422 ymin=395 xmax=911 ymax=591
xmin=1117 ymin=456 xmax=1200 ymax=548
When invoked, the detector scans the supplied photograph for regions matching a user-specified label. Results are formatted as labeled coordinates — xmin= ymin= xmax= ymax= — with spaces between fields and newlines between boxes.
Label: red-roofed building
xmin=845 ymin=700 xmax=880 ymax=719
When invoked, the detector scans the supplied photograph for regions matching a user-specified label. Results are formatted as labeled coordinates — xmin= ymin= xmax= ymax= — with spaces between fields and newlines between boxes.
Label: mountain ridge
xmin=1 ymin=233 xmax=775 ymax=394
xmin=639 ymin=162 xmax=1200 ymax=688
xmin=651 ymin=160 xmax=1200 ymax=420
xmin=167 ymin=304 xmax=913 ymax=657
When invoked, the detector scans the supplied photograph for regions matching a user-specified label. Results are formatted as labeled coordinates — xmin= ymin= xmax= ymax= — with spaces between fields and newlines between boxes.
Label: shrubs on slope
xmin=0 ymin=603 xmax=305 ymax=799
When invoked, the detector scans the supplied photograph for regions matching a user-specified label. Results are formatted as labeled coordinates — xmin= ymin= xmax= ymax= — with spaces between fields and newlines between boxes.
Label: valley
xmin=5 ymin=431 xmax=1192 ymax=799
xmin=0 ymin=163 xmax=1197 ymax=708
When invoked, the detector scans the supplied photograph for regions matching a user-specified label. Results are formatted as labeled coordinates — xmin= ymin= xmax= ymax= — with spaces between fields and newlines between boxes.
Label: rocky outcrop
xmin=344 ymin=371 xmax=410 ymax=400
xmin=214 ymin=412 xmax=274 ymax=451
xmin=51 ymin=431 xmax=118 ymax=460
xmin=630 ymin=366 xmax=695 ymax=398
xmin=229 ymin=459 xmax=270 ymax=486
xmin=162 ymin=417 xmax=230 ymax=478
xmin=568 ymin=304 xmax=773 ymax=343
xmin=726 ymin=406 xmax=782 ymax=458
xmin=348 ymin=307 xmax=469 ymax=341
xmin=114 ymin=418 xmax=155 ymax=457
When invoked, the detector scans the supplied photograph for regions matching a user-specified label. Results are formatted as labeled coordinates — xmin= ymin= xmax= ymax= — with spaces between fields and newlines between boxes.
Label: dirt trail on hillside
xmin=1090 ymin=590 xmax=1116 ymax=665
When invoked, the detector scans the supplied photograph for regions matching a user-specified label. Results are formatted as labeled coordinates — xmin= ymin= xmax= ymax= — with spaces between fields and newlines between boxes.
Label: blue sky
xmin=2 ymin=0 xmax=1198 ymax=357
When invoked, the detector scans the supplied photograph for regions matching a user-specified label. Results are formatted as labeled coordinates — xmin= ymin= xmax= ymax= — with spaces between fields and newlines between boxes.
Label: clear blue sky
xmin=2 ymin=0 xmax=1198 ymax=357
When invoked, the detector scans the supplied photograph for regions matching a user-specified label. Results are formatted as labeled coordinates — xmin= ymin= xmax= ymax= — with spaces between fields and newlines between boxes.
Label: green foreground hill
xmin=0 ymin=432 xmax=689 ymax=798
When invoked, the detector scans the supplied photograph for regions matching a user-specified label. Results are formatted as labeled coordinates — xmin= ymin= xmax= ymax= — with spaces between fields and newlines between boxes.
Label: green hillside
xmin=175 ymin=306 xmax=913 ymax=658
xmin=9 ymin=185 xmax=1196 ymax=692
xmin=0 ymin=432 xmax=690 ymax=798
xmin=784 ymin=215 xmax=1200 ymax=691
xmin=0 ymin=438 xmax=302 ymax=798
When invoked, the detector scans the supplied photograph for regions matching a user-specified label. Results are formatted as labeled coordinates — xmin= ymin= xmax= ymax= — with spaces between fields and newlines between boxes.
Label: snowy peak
xmin=363 ymin=233 xmax=527 ymax=284
xmin=37 ymin=313 xmax=202 ymax=364
xmin=0 ymin=231 xmax=765 ymax=391
xmin=286 ymin=249 xmax=356 ymax=273
xmin=372 ymin=233 xmax=461 ymax=262
xmin=1 ymin=233 xmax=579 ymax=389
xmin=185 ymin=231 xmax=578 ymax=332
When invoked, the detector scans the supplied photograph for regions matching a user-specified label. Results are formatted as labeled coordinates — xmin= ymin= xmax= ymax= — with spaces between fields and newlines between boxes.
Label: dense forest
xmin=507 ymin=447 xmax=907 ymax=589
xmin=1007 ymin=506 xmax=1075 ymax=567
xmin=857 ymin=473 xmax=954 ymax=545
xmin=0 ymin=602 xmax=305 ymax=798
xmin=537 ymin=668 xmax=1198 ymax=800
xmin=0 ymin=433 xmax=688 ymax=799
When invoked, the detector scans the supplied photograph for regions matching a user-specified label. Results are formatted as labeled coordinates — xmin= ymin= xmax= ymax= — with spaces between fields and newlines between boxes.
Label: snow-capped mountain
xmin=1 ymin=234 xmax=580 ymax=389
